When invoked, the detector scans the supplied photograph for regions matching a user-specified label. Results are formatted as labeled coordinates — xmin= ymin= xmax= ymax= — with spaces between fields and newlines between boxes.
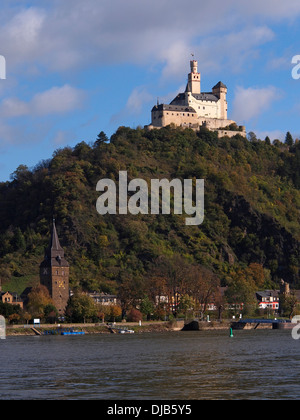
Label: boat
xmin=44 ymin=327 xmax=85 ymax=336
xmin=60 ymin=330 xmax=85 ymax=335
xmin=107 ymin=324 xmax=134 ymax=334
xmin=118 ymin=328 xmax=134 ymax=334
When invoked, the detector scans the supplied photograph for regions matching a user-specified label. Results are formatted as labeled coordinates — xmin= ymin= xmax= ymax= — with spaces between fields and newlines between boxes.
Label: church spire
xmin=40 ymin=220 xmax=70 ymax=315
xmin=50 ymin=219 xmax=64 ymax=255
xmin=43 ymin=219 xmax=69 ymax=266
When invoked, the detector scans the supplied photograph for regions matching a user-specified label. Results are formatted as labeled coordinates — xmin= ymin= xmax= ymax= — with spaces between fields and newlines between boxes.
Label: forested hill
xmin=0 ymin=126 xmax=299 ymax=295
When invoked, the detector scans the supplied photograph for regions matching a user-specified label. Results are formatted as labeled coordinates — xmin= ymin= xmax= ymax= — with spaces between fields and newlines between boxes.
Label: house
xmin=88 ymin=292 xmax=118 ymax=306
xmin=256 ymin=290 xmax=280 ymax=311
xmin=0 ymin=291 xmax=23 ymax=309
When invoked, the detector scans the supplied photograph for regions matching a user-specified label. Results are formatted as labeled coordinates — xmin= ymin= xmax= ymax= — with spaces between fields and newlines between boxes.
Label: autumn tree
xmin=127 ymin=307 xmax=142 ymax=322
xmin=149 ymin=254 xmax=191 ymax=316
xmin=27 ymin=285 xmax=55 ymax=319
xmin=186 ymin=265 xmax=220 ymax=319
xmin=117 ymin=272 xmax=145 ymax=318
xmin=96 ymin=303 xmax=111 ymax=323
xmin=110 ymin=305 xmax=122 ymax=322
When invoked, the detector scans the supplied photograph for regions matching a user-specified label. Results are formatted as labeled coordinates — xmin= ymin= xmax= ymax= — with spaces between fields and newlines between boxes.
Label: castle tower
xmin=40 ymin=220 xmax=70 ymax=316
xmin=212 ymin=81 xmax=228 ymax=119
xmin=187 ymin=60 xmax=201 ymax=94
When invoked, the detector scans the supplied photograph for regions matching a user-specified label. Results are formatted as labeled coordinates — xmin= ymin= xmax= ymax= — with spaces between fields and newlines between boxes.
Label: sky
xmin=0 ymin=0 xmax=300 ymax=181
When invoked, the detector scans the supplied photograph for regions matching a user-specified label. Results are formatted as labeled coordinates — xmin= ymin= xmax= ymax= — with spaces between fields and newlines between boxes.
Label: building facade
xmin=87 ymin=292 xmax=118 ymax=306
xmin=40 ymin=221 xmax=70 ymax=315
xmin=147 ymin=60 xmax=246 ymax=138
xmin=0 ymin=291 xmax=23 ymax=309
xmin=255 ymin=291 xmax=280 ymax=311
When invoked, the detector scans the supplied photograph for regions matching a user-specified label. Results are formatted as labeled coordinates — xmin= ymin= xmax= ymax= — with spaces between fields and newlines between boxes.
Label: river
xmin=0 ymin=329 xmax=299 ymax=400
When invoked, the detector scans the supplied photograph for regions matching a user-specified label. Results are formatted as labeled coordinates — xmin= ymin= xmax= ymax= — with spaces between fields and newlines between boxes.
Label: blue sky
xmin=0 ymin=0 xmax=300 ymax=181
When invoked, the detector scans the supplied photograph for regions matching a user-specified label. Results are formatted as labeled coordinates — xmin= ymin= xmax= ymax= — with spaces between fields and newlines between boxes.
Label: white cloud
xmin=0 ymin=0 xmax=296 ymax=77
xmin=0 ymin=7 xmax=46 ymax=66
xmin=255 ymin=130 xmax=285 ymax=141
xmin=125 ymin=87 xmax=154 ymax=115
xmin=0 ymin=97 xmax=29 ymax=118
xmin=0 ymin=85 xmax=84 ymax=118
xmin=31 ymin=85 xmax=84 ymax=115
xmin=110 ymin=86 xmax=154 ymax=125
xmin=232 ymin=86 xmax=281 ymax=123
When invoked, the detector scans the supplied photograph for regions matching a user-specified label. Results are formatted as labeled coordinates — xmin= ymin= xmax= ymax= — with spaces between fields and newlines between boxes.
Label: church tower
xmin=187 ymin=60 xmax=201 ymax=94
xmin=40 ymin=220 xmax=70 ymax=316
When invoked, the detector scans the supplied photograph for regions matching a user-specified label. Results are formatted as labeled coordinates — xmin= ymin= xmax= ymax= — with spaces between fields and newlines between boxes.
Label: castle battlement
xmin=147 ymin=60 xmax=246 ymax=138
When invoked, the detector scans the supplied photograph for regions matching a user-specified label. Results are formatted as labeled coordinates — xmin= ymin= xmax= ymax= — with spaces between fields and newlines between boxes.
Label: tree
xmin=27 ymin=285 xmax=55 ymax=319
xmin=225 ymin=268 xmax=257 ymax=315
xmin=95 ymin=304 xmax=110 ymax=323
xmin=23 ymin=312 xmax=32 ymax=325
xmin=187 ymin=265 xmax=220 ymax=319
xmin=117 ymin=272 xmax=145 ymax=318
xmin=279 ymin=290 xmax=298 ymax=319
xmin=44 ymin=304 xmax=59 ymax=323
xmin=285 ymin=132 xmax=294 ymax=147
xmin=8 ymin=313 xmax=20 ymax=324
xmin=140 ymin=296 xmax=155 ymax=321
xmin=247 ymin=131 xmax=257 ymax=142
xmin=65 ymin=293 xmax=96 ymax=323
xmin=245 ymin=263 xmax=266 ymax=290
xmin=110 ymin=305 xmax=122 ymax=322
xmin=264 ymin=136 xmax=271 ymax=145
xmin=149 ymin=254 xmax=191 ymax=316
xmin=127 ymin=308 xmax=142 ymax=322
xmin=12 ymin=227 xmax=26 ymax=251
xmin=177 ymin=294 xmax=195 ymax=319
xmin=94 ymin=131 xmax=109 ymax=147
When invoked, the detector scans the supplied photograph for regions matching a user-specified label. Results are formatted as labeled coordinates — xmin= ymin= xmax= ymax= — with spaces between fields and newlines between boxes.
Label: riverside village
xmin=2 ymin=208 xmax=300 ymax=335
xmin=1 ymin=60 xmax=300 ymax=336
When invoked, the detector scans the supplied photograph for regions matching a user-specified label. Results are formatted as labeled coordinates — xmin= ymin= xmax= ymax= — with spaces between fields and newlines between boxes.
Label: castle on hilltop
xmin=147 ymin=60 xmax=246 ymax=138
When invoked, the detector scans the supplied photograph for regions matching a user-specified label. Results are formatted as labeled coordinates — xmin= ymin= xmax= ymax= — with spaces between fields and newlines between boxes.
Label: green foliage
xmin=0 ymin=126 xmax=299 ymax=304
xmin=65 ymin=293 xmax=97 ymax=323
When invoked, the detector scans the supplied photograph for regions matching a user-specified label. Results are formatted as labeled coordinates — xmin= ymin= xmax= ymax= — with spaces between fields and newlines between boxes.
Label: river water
xmin=0 ymin=329 xmax=299 ymax=400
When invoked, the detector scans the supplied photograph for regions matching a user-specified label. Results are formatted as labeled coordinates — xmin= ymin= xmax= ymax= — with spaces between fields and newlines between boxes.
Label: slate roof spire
xmin=42 ymin=219 xmax=69 ymax=267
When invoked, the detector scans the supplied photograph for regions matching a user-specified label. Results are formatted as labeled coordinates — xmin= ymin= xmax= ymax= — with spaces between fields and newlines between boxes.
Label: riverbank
xmin=5 ymin=319 xmax=233 ymax=336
